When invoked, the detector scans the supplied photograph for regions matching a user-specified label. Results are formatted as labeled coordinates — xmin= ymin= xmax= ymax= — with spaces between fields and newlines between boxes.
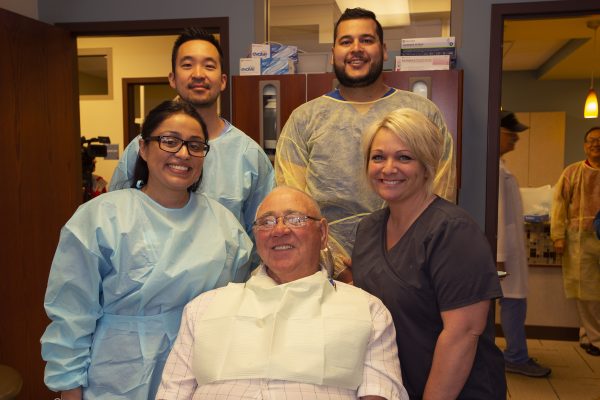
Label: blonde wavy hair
xmin=361 ymin=108 xmax=443 ymax=195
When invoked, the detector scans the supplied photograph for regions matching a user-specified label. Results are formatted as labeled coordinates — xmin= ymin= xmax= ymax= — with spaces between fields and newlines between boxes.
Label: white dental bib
xmin=192 ymin=268 xmax=372 ymax=389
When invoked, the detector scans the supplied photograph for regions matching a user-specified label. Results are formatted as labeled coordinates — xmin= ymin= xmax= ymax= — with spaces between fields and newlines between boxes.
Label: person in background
xmin=157 ymin=186 xmax=409 ymax=400
xmin=275 ymin=8 xmax=455 ymax=282
xmin=497 ymin=111 xmax=551 ymax=377
xmin=89 ymin=172 xmax=107 ymax=197
xmin=110 ymin=27 xmax=274 ymax=242
xmin=41 ymin=101 xmax=252 ymax=400
xmin=352 ymin=108 xmax=505 ymax=399
xmin=551 ymin=126 xmax=600 ymax=356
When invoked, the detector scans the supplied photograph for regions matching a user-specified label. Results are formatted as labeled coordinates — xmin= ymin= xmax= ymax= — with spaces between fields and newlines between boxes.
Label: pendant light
xmin=584 ymin=20 xmax=600 ymax=119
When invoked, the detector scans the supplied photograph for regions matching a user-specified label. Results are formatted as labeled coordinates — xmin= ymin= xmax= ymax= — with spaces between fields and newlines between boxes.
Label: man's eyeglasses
xmin=253 ymin=213 xmax=321 ymax=231
xmin=586 ymin=137 xmax=600 ymax=145
xmin=146 ymin=135 xmax=210 ymax=157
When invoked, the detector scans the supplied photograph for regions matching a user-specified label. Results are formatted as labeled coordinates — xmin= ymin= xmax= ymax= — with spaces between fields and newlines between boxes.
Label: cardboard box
xmin=251 ymin=43 xmax=298 ymax=62
xmin=251 ymin=43 xmax=271 ymax=58
xmin=239 ymin=57 xmax=296 ymax=75
xmin=401 ymin=37 xmax=455 ymax=49
xmin=261 ymin=57 xmax=296 ymax=75
xmin=400 ymin=47 xmax=456 ymax=68
xmin=239 ymin=58 xmax=261 ymax=75
xmin=400 ymin=47 xmax=456 ymax=57
xmin=395 ymin=55 xmax=450 ymax=71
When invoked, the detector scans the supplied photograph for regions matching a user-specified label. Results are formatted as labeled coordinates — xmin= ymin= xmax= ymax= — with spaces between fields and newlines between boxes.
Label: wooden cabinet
xmin=232 ymin=70 xmax=463 ymax=179
xmin=231 ymin=74 xmax=306 ymax=150
xmin=383 ymin=70 xmax=463 ymax=160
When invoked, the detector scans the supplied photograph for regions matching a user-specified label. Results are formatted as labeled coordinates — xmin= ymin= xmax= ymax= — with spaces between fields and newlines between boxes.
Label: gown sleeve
xmin=274 ymin=108 xmax=309 ymax=190
xmin=430 ymin=108 xmax=456 ymax=203
xmin=41 ymin=224 xmax=104 ymax=391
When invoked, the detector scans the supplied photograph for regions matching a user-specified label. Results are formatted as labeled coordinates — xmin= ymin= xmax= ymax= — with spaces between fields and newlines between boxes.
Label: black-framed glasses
xmin=586 ymin=137 xmax=600 ymax=145
xmin=253 ymin=213 xmax=321 ymax=231
xmin=146 ymin=135 xmax=210 ymax=157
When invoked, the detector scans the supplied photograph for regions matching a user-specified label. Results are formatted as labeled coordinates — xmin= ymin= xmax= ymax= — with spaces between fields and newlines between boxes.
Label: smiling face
xmin=584 ymin=128 xmax=600 ymax=164
xmin=332 ymin=18 xmax=387 ymax=88
xmin=367 ymin=128 xmax=429 ymax=205
xmin=254 ymin=187 xmax=328 ymax=284
xmin=168 ymin=39 xmax=227 ymax=109
xmin=139 ymin=113 xmax=205 ymax=205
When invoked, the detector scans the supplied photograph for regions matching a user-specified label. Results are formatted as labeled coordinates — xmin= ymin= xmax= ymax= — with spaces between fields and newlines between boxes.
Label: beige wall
xmin=78 ymin=35 xmax=177 ymax=183
xmin=0 ymin=0 xmax=37 ymax=19
xmin=503 ymin=111 xmax=566 ymax=188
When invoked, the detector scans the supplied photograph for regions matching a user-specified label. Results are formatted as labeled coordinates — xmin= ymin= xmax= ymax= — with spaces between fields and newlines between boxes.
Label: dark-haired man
xmin=110 ymin=28 xmax=274 ymax=239
xmin=275 ymin=8 xmax=455 ymax=280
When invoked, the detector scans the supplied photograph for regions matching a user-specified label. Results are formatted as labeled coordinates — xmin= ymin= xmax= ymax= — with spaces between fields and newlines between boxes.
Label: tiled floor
xmin=496 ymin=338 xmax=600 ymax=399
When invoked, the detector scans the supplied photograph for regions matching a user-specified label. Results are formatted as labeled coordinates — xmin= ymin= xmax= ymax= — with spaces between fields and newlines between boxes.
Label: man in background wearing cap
xmin=497 ymin=111 xmax=552 ymax=377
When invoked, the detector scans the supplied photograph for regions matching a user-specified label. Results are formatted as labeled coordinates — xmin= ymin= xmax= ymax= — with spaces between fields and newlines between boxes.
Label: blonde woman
xmin=352 ymin=108 xmax=505 ymax=399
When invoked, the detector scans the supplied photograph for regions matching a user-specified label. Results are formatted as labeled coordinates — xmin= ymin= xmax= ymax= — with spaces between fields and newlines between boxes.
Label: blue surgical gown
xmin=41 ymin=189 xmax=252 ymax=399
xmin=109 ymin=120 xmax=275 ymax=236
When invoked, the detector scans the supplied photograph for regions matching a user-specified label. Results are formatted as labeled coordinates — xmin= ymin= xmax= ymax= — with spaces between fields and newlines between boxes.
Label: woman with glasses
xmin=41 ymin=100 xmax=252 ymax=400
xmin=352 ymin=108 xmax=506 ymax=399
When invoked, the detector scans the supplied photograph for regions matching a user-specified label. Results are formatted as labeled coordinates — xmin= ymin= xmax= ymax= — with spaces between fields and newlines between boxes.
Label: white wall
xmin=0 ymin=0 xmax=37 ymax=19
xmin=78 ymin=36 xmax=176 ymax=183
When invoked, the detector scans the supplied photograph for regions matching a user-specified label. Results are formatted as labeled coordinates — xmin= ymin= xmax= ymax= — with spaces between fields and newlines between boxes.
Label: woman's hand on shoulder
xmin=337 ymin=257 xmax=353 ymax=284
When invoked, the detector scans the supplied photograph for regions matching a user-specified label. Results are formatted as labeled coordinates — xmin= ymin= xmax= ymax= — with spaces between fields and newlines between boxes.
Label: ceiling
xmin=269 ymin=1 xmax=599 ymax=81
xmin=269 ymin=0 xmax=451 ymax=53
xmin=503 ymin=15 xmax=600 ymax=80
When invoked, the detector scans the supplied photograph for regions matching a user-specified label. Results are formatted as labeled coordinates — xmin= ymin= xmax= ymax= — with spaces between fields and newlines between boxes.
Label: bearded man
xmin=275 ymin=8 xmax=455 ymax=281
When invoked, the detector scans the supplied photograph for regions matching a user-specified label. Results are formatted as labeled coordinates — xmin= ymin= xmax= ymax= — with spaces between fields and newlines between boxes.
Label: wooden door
xmin=122 ymin=77 xmax=176 ymax=145
xmin=0 ymin=8 xmax=81 ymax=399
xmin=382 ymin=70 xmax=463 ymax=186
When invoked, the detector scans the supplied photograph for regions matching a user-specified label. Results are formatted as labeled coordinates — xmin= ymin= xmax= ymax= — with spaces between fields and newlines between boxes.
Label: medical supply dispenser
xmin=259 ymin=81 xmax=280 ymax=158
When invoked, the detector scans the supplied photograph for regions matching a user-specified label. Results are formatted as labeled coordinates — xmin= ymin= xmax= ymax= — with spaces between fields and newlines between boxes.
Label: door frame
xmin=122 ymin=77 xmax=173 ymax=145
xmin=58 ymin=17 xmax=231 ymax=120
xmin=485 ymin=0 xmax=600 ymax=246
